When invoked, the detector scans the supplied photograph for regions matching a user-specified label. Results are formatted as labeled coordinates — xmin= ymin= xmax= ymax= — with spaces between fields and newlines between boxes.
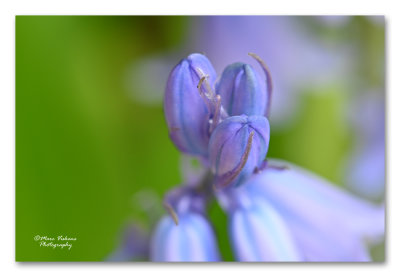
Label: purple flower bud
xmin=216 ymin=63 xmax=267 ymax=116
xmin=229 ymin=195 xmax=301 ymax=261
xmin=150 ymin=212 xmax=220 ymax=262
xmin=208 ymin=115 xmax=270 ymax=188
xmin=164 ymin=53 xmax=217 ymax=157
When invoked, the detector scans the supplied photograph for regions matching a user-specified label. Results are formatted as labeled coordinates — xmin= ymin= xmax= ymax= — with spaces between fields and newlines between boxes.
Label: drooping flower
xmin=150 ymin=212 xmax=220 ymax=262
xmin=240 ymin=160 xmax=384 ymax=261
xmin=164 ymin=53 xmax=217 ymax=158
xmin=150 ymin=187 xmax=220 ymax=262
xmin=208 ymin=115 xmax=270 ymax=188
xmin=227 ymin=190 xmax=301 ymax=261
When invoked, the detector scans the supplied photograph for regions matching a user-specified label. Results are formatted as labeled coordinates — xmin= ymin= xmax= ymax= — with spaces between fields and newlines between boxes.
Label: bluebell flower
xmin=150 ymin=189 xmax=220 ymax=262
xmin=227 ymin=190 xmax=301 ymax=261
xmin=164 ymin=53 xmax=217 ymax=158
xmin=144 ymin=52 xmax=385 ymax=262
xmin=241 ymin=160 xmax=384 ymax=261
xmin=150 ymin=213 xmax=220 ymax=262
xmin=208 ymin=115 xmax=270 ymax=188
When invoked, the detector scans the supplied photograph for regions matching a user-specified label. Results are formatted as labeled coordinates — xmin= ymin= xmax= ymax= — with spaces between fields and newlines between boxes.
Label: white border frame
xmin=1 ymin=1 xmax=398 ymax=276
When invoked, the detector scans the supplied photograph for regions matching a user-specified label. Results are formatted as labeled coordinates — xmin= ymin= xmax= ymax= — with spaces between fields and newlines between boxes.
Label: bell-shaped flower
xmin=164 ymin=53 xmax=217 ymax=157
xmin=208 ymin=115 xmax=270 ymax=188
xmin=227 ymin=190 xmax=302 ymax=261
xmin=216 ymin=62 xmax=267 ymax=116
xmin=243 ymin=159 xmax=385 ymax=261
xmin=150 ymin=189 xmax=220 ymax=262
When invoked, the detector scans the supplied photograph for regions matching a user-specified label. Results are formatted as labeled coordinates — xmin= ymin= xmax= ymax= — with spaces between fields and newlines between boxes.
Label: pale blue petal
xmin=244 ymin=159 xmax=384 ymax=261
xmin=150 ymin=214 xmax=220 ymax=262
xmin=229 ymin=197 xmax=302 ymax=261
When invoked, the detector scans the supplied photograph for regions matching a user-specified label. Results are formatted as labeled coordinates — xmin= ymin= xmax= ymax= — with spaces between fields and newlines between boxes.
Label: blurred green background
xmin=16 ymin=16 xmax=385 ymax=261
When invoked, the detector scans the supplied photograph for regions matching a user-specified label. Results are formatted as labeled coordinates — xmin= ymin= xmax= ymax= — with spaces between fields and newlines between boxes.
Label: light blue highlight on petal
xmin=150 ymin=213 xmax=220 ymax=262
xmin=187 ymin=53 xmax=217 ymax=86
xmin=229 ymin=196 xmax=302 ymax=261
xmin=244 ymin=159 xmax=384 ymax=261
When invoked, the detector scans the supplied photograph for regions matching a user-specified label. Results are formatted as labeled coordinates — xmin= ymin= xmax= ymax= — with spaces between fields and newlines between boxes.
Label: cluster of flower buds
xmin=164 ymin=52 xmax=272 ymax=180
xmin=164 ymin=52 xmax=273 ymax=191
xmin=150 ymin=53 xmax=384 ymax=262
xmin=152 ymin=52 xmax=275 ymax=261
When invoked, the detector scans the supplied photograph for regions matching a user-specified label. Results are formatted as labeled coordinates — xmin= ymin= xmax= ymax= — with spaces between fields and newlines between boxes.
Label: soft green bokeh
xmin=16 ymin=16 xmax=384 ymax=261
xmin=16 ymin=16 xmax=187 ymax=261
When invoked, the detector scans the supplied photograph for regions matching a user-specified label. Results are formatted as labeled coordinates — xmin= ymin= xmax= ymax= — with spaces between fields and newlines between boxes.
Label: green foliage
xmin=16 ymin=16 xmax=186 ymax=261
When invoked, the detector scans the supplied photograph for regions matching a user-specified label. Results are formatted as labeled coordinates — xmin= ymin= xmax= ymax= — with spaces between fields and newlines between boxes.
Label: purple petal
xmin=208 ymin=115 xmax=270 ymax=187
xmin=164 ymin=53 xmax=217 ymax=157
xmin=216 ymin=63 xmax=266 ymax=116
xmin=244 ymin=159 xmax=384 ymax=261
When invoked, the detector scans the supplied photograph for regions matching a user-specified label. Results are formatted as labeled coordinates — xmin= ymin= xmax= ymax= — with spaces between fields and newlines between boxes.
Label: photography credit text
xmin=34 ymin=235 xmax=77 ymax=250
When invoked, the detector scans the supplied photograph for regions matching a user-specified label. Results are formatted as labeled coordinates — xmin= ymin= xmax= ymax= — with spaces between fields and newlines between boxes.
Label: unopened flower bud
xmin=216 ymin=63 xmax=266 ymax=116
xmin=164 ymin=53 xmax=217 ymax=157
xmin=208 ymin=115 xmax=270 ymax=188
